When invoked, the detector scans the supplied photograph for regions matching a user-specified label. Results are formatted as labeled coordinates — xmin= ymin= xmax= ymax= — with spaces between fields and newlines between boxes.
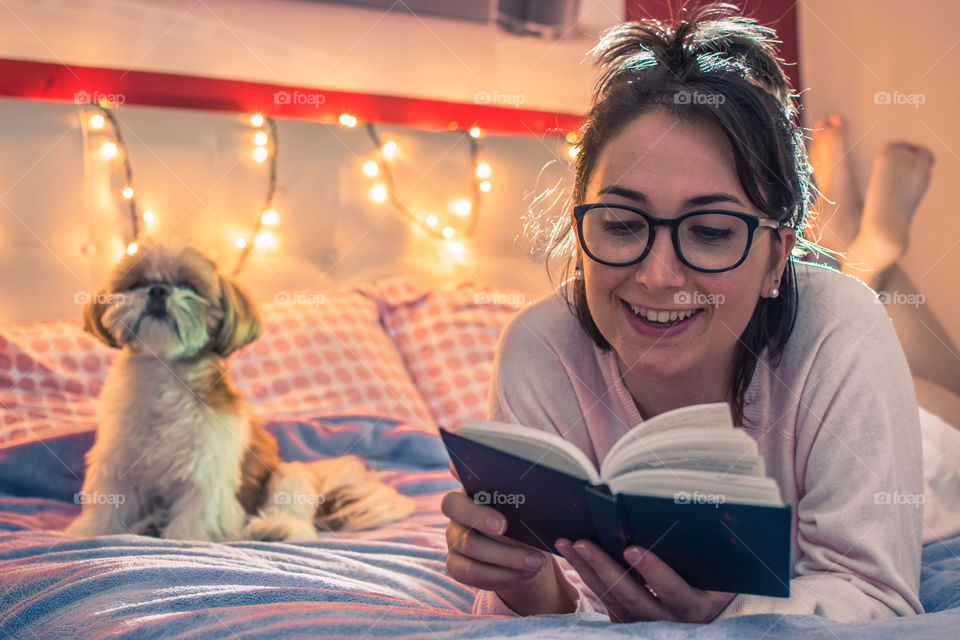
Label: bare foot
xmin=844 ymin=141 xmax=935 ymax=282
xmin=807 ymin=114 xmax=863 ymax=251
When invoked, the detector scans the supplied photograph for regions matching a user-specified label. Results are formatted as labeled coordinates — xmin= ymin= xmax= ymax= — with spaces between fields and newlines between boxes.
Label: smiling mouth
xmin=626 ymin=302 xmax=700 ymax=325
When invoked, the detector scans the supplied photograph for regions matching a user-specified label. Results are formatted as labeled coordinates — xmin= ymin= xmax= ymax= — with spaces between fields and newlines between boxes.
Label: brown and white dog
xmin=65 ymin=240 xmax=413 ymax=541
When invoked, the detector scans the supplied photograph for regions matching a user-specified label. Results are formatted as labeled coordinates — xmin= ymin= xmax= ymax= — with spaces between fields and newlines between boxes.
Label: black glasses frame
xmin=573 ymin=202 xmax=782 ymax=273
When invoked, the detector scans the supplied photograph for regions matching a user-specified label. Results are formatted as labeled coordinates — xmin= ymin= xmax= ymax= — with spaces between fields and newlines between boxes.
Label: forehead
xmin=113 ymin=245 xmax=217 ymax=289
xmin=587 ymin=110 xmax=747 ymax=208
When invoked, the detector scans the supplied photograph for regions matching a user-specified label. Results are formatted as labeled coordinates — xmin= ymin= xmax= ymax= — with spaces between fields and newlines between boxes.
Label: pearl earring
xmin=769 ymin=287 xmax=780 ymax=298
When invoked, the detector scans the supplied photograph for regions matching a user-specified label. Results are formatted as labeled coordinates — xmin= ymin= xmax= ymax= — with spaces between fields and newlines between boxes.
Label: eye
xmin=176 ymin=282 xmax=199 ymax=294
xmin=688 ymin=225 xmax=734 ymax=242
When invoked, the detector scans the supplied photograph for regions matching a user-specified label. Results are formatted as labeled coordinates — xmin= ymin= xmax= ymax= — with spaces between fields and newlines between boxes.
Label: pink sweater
xmin=473 ymin=262 xmax=924 ymax=621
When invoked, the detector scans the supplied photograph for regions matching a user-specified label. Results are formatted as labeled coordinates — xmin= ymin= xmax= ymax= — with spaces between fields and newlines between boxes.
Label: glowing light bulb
xmin=143 ymin=211 xmax=155 ymax=225
xmin=363 ymin=161 xmax=379 ymax=177
xmin=254 ymin=230 xmax=276 ymax=250
xmin=100 ymin=142 xmax=118 ymax=158
xmin=236 ymin=237 xmax=248 ymax=249
xmin=97 ymin=96 xmax=114 ymax=109
xmin=451 ymin=198 xmax=471 ymax=217
xmin=442 ymin=226 xmax=455 ymax=239
xmin=253 ymin=131 xmax=268 ymax=146
xmin=261 ymin=209 xmax=279 ymax=226
xmin=338 ymin=113 xmax=358 ymax=127
xmin=122 ymin=187 xmax=134 ymax=199
xmin=89 ymin=114 xmax=105 ymax=129
xmin=252 ymin=147 xmax=269 ymax=163
xmin=425 ymin=214 xmax=439 ymax=227
xmin=479 ymin=180 xmax=492 ymax=193
xmin=370 ymin=184 xmax=388 ymax=203
xmin=475 ymin=161 xmax=491 ymax=179
xmin=381 ymin=140 xmax=397 ymax=160
xmin=469 ymin=126 xmax=481 ymax=138
xmin=250 ymin=113 xmax=264 ymax=127
xmin=567 ymin=145 xmax=580 ymax=159
xmin=566 ymin=132 xmax=578 ymax=144
xmin=126 ymin=242 xmax=138 ymax=255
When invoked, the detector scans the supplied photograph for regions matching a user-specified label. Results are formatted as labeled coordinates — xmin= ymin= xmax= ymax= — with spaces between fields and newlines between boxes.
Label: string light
xmin=362 ymin=122 xmax=486 ymax=240
xmin=469 ymin=126 xmax=481 ymax=138
xmin=253 ymin=131 xmax=268 ymax=146
xmin=93 ymin=104 xmax=142 ymax=239
xmin=234 ymin=114 xmax=279 ymax=275
xmin=89 ymin=114 xmax=105 ymax=130
xmin=122 ymin=187 xmax=134 ymax=199
xmin=567 ymin=145 xmax=580 ymax=159
xmin=126 ymin=241 xmax=138 ymax=255
xmin=100 ymin=141 xmax=118 ymax=158
xmin=339 ymin=113 xmax=358 ymax=128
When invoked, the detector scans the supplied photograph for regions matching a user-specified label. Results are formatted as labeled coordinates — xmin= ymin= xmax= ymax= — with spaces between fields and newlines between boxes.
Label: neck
xmin=617 ymin=352 xmax=736 ymax=420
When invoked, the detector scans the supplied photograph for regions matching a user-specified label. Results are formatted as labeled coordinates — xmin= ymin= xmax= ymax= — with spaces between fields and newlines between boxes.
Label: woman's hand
xmin=441 ymin=486 xmax=575 ymax=615
xmin=557 ymin=539 xmax=736 ymax=623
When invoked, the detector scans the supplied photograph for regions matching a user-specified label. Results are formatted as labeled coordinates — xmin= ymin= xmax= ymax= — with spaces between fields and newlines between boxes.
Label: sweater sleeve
xmin=719 ymin=280 xmax=924 ymax=621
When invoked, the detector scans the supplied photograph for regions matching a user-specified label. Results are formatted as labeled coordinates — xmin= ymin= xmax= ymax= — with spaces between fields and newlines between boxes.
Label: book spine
xmin=584 ymin=485 xmax=632 ymax=565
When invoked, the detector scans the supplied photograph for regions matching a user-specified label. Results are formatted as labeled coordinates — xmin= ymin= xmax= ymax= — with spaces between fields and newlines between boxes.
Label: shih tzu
xmin=66 ymin=240 xmax=413 ymax=541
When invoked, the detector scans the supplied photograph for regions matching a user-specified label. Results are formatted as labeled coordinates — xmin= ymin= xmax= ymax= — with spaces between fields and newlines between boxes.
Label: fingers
xmin=558 ymin=539 xmax=670 ymax=622
xmin=440 ymin=489 xmax=504 ymax=537
xmin=442 ymin=489 xmax=549 ymax=591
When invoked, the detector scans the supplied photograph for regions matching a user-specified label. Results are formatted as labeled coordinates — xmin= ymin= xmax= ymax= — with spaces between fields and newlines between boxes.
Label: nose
xmin=633 ymin=227 xmax=686 ymax=290
xmin=148 ymin=283 xmax=171 ymax=300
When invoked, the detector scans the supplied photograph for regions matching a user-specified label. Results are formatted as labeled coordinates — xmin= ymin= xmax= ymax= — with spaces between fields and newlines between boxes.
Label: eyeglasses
xmin=573 ymin=203 xmax=782 ymax=273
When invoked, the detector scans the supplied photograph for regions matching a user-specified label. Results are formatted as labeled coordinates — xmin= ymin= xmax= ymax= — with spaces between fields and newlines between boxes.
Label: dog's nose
xmin=148 ymin=283 xmax=171 ymax=300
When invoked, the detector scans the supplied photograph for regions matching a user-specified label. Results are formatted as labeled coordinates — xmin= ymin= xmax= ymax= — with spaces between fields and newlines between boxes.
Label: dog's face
xmin=84 ymin=241 xmax=261 ymax=359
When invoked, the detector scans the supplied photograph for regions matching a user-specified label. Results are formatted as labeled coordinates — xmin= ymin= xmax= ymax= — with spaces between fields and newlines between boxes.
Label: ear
xmin=768 ymin=228 xmax=797 ymax=289
xmin=211 ymin=275 xmax=261 ymax=357
xmin=82 ymin=289 xmax=120 ymax=349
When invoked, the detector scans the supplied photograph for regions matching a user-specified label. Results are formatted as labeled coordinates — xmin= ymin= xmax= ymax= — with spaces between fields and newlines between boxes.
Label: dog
xmin=65 ymin=240 xmax=414 ymax=541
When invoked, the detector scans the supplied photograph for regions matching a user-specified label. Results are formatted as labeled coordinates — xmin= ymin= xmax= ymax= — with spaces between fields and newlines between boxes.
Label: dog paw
xmin=241 ymin=514 xmax=318 ymax=542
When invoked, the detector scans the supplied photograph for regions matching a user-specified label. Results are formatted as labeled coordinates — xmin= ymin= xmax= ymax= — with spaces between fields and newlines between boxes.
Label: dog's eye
xmin=177 ymin=282 xmax=199 ymax=294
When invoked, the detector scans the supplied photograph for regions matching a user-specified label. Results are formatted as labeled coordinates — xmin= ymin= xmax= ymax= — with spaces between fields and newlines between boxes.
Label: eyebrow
xmin=597 ymin=185 xmax=745 ymax=208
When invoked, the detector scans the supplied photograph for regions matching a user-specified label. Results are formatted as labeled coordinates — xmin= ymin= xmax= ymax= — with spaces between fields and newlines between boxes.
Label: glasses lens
xmin=678 ymin=213 xmax=750 ymax=270
xmin=580 ymin=206 xmax=650 ymax=264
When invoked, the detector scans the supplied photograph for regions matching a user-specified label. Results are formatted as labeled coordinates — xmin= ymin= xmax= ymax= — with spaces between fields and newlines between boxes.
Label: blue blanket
xmin=1 ymin=417 xmax=959 ymax=639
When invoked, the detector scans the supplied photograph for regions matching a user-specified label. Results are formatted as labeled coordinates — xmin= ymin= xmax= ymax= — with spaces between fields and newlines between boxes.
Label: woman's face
xmin=580 ymin=109 xmax=795 ymax=394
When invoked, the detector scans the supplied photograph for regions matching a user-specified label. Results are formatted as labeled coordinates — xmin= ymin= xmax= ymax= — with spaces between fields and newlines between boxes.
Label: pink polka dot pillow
xmin=374 ymin=278 xmax=531 ymax=430
xmin=232 ymin=288 xmax=436 ymax=431
xmin=0 ymin=319 xmax=111 ymax=445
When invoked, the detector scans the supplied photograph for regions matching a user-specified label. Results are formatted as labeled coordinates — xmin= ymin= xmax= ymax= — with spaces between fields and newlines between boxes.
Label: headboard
xmin=0 ymin=97 xmax=568 ymax=324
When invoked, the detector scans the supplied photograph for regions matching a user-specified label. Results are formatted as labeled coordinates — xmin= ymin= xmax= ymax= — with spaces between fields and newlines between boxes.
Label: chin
xmin=65 ymin=240 xmax=413 ymax=542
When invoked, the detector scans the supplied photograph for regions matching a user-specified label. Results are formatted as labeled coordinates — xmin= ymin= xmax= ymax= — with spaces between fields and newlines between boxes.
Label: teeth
xmin=629 ymin=304 xmax=696 ymax=323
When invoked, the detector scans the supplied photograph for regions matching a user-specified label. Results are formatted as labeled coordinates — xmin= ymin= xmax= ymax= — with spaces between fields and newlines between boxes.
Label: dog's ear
xmin=82 ymin=289 xmax=120 ymax=349
xmin=211 ymin=275 xmax=261 ymax=357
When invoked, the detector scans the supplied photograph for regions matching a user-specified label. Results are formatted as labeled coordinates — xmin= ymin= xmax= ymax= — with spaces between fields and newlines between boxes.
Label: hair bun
xmin=591 ymin=3 xmax=791 ymax=107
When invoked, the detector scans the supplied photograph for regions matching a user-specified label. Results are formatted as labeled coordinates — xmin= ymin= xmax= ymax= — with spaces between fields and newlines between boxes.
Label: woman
xmin=443 ymin=6 xmax=923 ymax=623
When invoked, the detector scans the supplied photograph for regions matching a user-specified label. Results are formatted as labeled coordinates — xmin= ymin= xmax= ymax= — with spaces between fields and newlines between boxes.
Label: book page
xmin=607 ymin=469 xmax=785 ymax=506
xmin=455 ymin=419 xmax=602 ymax=484
xmin=600 ymin=425 xmax=765 ymax=480
xmin=602 ymin=402 xmax=733 ymax=469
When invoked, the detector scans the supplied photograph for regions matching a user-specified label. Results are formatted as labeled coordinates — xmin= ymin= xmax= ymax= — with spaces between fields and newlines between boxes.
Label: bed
xmin=1 ymin=95 xmax=959 ymax=638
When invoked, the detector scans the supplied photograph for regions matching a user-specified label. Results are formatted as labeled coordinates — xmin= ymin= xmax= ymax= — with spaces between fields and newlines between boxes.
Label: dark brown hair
xmin=545 ymin=3 xmax=815 ymax=424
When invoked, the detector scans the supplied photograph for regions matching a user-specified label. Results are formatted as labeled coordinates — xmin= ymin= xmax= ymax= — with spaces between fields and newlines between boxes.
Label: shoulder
xmin=783 ymin=261 xmax=902 ymax=373
xmin=498 ymin=287 xmax=594 ymax=361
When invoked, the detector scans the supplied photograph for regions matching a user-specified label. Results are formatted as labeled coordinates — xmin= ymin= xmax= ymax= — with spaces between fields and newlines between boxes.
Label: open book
xmin=440 ymin=403 xmax=791 ymax=597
